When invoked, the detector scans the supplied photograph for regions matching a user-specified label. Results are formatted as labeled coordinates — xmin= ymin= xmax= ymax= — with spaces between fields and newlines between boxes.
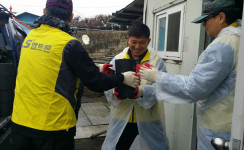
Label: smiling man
xmin=101 ymin=23 xmax=169 ymax=150
xmin=126 ymin=30 xmax=150 ymax=60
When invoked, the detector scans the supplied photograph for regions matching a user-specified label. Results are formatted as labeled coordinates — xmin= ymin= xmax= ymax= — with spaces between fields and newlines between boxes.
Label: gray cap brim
xmin=192 ymin=14 xmax=209 ymax=23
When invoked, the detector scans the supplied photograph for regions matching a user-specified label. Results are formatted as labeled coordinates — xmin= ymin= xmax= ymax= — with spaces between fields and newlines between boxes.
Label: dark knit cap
xmin=46 ymin=0 xmax=73 ymax=12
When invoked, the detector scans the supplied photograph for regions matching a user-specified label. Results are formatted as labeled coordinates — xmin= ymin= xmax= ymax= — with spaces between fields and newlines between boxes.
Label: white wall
xmin=143 ymin=0 xmax=204 ymax=149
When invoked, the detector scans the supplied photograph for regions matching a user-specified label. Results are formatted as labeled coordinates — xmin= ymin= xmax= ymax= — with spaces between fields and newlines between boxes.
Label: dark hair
xmin=212 ymin=7 xmax=242 ymax=25
xmin=128 ymin=22 xmax=150 ymax=38
xmin=222 ymin=7 xmax=242 ymax=25
xmin=46 ymin=0 xmax=72 ymax=21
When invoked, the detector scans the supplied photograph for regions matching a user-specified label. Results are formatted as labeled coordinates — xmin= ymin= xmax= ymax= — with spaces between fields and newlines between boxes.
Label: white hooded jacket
xmin=149 ymin=21 xmax=241 ymax=150
xmin=102 ymin=47 xmax=169 ymax=150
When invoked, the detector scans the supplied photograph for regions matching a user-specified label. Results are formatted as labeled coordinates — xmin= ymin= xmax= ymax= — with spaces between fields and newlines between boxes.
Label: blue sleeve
xmin=158 ymin=42 xmax=235 ymax=100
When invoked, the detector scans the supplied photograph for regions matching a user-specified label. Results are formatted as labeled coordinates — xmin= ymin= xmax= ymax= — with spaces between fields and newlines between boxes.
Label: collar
xmin=33 ymin=15 xmax=72 ymax=34
xmin=123 ymin=49 xmax=150 ymax=64
xmin=229 ymin=22 xmax=238 ymax=27
xmin=217 ymin=20 xmax=242 ymax=37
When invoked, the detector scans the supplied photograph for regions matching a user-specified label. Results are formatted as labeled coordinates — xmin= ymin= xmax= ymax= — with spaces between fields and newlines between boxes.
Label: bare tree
xmin=71 ymin=14 xmax=112 ymax=29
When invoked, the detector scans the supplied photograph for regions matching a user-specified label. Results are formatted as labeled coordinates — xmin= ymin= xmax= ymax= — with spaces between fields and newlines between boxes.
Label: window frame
xmin=153 ymin=2 xmax=186 ymax=60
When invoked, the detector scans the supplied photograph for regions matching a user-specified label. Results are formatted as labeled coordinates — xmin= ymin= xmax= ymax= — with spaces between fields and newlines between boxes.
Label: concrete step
xmin=74 ymin=101 xmax=140 ymax=150
xmin=75 ymin=102 xmax=109 ymax=139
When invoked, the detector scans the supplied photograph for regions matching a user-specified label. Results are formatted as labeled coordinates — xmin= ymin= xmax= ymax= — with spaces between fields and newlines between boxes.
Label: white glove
xmin=138 ymin=85 xmax=144 ymax=97
xmin=122 ymin=71 xmax=139 ymax=88
xmin=139 ymin=66 xmax=158 ymax=82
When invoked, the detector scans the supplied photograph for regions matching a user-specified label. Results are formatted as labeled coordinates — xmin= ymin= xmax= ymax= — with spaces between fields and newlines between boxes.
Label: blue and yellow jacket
xmin=114 ymin=48 xmax=158 ymax=123
xmin=12 ymin=15 xmax=124 ymax=132
xmin=122 ymin=50 xmax=150 ymax=123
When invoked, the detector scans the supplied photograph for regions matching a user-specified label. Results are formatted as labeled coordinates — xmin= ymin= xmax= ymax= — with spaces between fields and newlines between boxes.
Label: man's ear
xmin=219 ymin=12 xmax=227 ymax=24
xmin=126 ymin=36 xmax=130 ymax=44
xmin=126 ymin=36 xmax=129 ymax=41
xmin=148 ymin=38 xmax=151 ymax=45
xmin=43 ymin=8 xmax=46 ymax=15
xmin=67 ymin=13 xmax=74 ymax=24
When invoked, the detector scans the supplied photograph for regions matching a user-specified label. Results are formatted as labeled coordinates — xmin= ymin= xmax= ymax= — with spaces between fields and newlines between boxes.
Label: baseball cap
xmin=192 ymin=0 xmax=235 ymax=23
xmin=46 ymin=0 xmax=73 ymax=12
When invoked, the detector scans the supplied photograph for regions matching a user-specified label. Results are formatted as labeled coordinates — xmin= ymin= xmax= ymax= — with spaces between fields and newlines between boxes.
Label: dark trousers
xmin=10 ymin=131 xmax=74 ymax=150
xmin=116 ymin=123 xmax=138 ymax=150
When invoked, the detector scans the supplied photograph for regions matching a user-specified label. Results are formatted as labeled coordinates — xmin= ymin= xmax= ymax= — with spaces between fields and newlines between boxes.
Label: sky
xmin=0 ymin=0 xmax=134 ymax=18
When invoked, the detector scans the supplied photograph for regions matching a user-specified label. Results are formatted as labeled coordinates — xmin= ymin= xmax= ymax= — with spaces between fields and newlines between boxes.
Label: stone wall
xmin=73 ymin=30 xmax=128 ymax=63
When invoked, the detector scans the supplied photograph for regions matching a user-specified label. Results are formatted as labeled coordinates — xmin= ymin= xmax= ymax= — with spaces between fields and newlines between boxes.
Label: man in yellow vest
xmin=102 ymin=23 xmax=169 ymax=150
xmin=10 ymin=0 xmax=139 ymax=150
xmin=139 ymin=0 xmax=242 ymax=149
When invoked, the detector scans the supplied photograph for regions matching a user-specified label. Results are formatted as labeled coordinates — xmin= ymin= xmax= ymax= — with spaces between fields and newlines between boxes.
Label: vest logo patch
xmin=22 ymin=39 xmax=52 ymax=53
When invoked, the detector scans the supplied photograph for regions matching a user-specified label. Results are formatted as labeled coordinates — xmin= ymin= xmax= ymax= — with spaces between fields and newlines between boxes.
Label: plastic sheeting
xmin=155 ymin=22 xmax=241 ymax=150
xmin=102 ymin=48 xmax=169 ymax=150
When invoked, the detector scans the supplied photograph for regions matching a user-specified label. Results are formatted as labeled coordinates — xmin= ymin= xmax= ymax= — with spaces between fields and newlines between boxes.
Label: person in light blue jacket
xmin=139 ymin=0 xmax=243 ymax=149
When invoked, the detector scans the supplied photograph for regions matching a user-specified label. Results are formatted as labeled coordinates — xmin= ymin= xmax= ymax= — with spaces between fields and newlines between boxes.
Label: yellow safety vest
xmin=12 ymin=24 xmax=79 ymax=131
xmin=116 ymin=50 xmax=160 ymax=123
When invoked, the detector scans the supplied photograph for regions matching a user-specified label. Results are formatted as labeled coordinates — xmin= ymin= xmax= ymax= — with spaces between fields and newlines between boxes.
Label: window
xmin=154 ymin=2 xmax=185 ymax=60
